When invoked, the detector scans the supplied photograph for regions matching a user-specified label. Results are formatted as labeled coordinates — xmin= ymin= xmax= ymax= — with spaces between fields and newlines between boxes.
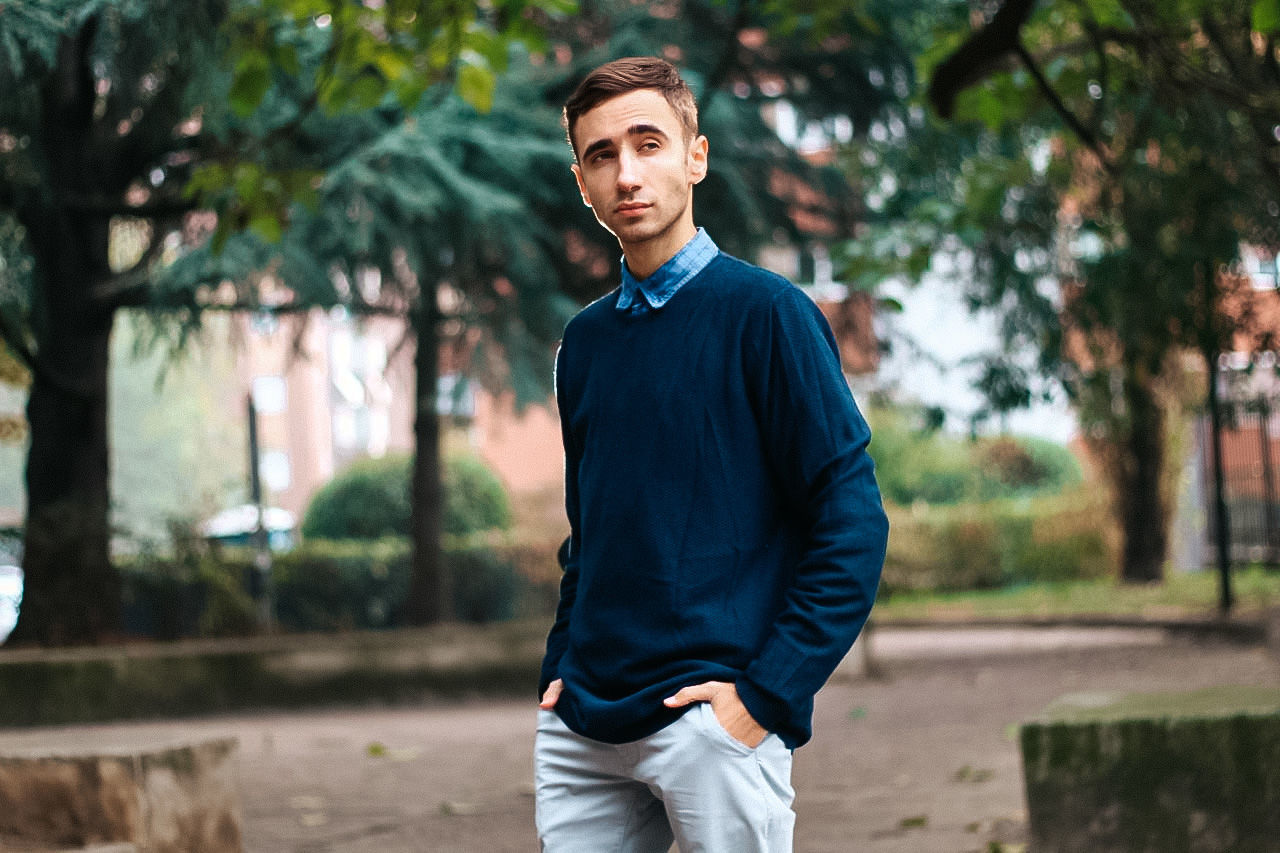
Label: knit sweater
xmin=539 ymin=251 xmax=888 ymax=749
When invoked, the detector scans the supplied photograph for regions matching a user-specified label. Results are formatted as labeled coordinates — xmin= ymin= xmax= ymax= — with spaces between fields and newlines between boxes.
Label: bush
xmin=301 ymin=452 xmax=513 ymax=540
xmin=443 ymin=455 xmax=513 ymax=535
xmin=881 ymin=487 xmax=1117 ymax=595
xmin=117 ymin=534 xmax=562 ymax=638
xmin=119 ymin=548 xmax=257 ymax=639
xmin=866 ymin=405 xmax=1083 ymax=506
xmin=272 ymin=539 xmax=413 ymax=630
xmin=301 ymin=456 xmax=411 ymax=540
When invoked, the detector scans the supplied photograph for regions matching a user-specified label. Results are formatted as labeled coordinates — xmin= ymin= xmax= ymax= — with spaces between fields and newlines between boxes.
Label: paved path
xmin=5 ymin=626 xmax=1277 ymax=852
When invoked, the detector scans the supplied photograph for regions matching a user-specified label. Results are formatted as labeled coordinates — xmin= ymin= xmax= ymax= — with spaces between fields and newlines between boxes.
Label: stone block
xmin=1020 ymin=686 xmax=1280 ymax=853
xmin=0 ymin=737 xmax=241 ymax=853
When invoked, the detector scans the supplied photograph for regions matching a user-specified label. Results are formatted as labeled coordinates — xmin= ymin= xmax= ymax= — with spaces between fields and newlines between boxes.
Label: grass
xmin=874 ymin=566 xmax=1280 ymax=623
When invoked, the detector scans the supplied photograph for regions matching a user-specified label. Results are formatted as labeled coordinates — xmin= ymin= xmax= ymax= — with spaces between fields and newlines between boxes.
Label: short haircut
xmin=562 ymin=56 xmax=699 ymax=161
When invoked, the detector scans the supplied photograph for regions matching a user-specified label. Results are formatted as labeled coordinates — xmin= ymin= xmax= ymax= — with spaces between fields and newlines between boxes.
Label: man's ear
xmin=688 ymin=135 xmax=709 ymax=185
xmin=571 ymin=163 xmax=593 ymax=208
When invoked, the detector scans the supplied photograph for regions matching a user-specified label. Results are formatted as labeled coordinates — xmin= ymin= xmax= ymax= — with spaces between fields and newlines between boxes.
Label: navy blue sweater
xmin=540 ymin=252 xmax=888 ymax=749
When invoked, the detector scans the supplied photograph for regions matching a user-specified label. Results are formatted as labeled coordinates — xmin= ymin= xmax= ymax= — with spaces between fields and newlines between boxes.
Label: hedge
xmin=119 ymin=536 xmax=562 ymax=640
xmin=881 ymin=487 xmax=1118 ymax=594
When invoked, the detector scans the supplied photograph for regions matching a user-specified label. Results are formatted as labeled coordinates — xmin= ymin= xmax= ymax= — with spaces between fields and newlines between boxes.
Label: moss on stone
xmin=1021 ymin=687 xmax=1280 ymax=852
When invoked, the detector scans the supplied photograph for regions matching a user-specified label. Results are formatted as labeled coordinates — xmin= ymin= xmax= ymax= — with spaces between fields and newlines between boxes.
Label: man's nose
xmin=616 ymin=150 xmax=642 ymax=192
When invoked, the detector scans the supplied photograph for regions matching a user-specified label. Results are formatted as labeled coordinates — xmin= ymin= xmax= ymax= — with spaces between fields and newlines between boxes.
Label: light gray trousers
xmin=534 ymin=704 xmax=795 ymax=852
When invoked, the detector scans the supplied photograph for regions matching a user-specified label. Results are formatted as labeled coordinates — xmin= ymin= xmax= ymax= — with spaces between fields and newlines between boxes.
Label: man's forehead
xmin=575 ymin=89 xmax=683 ymax=139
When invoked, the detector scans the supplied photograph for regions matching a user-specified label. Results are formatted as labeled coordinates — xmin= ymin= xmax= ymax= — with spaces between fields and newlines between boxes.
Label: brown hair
xmin=562 ymin=56 xmax=699 ymax=161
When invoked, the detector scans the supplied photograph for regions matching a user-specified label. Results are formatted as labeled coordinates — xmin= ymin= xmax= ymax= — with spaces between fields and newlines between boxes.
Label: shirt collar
xmin=617 ymin=228 xmax=719 ymax=313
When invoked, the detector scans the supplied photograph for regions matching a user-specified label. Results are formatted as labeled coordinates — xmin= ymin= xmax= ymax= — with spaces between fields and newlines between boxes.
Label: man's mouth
xmin=616 ymin=202 xmax=650 ymax=215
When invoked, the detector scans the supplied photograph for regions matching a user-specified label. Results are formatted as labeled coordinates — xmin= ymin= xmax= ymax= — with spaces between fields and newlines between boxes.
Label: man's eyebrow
xmin=579 ymin=124 xmax=671 ymax=161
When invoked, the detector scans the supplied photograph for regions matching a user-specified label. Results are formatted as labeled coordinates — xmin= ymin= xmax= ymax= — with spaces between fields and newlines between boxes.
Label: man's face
xmin=570 ymin=89 xmax=708 ymax=257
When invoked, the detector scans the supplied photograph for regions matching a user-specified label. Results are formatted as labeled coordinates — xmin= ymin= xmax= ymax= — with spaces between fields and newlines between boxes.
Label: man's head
xmin=562 ymin=57 xmax=709 ymax=276
xmin=563 ymin=57 xmax=699 ymax=162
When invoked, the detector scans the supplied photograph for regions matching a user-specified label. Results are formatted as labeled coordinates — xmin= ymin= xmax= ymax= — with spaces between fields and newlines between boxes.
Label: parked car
xmin=0 ymin=564 xmax=21 ymax=644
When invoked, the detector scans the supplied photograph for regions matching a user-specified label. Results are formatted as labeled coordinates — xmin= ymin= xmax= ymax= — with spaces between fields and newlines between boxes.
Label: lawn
xmin=874 ymin=566 xmax=1280 ymax=623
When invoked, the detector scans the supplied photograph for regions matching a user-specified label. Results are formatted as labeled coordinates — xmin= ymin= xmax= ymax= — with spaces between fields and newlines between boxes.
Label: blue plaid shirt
xmin=616 ymin=228 xmax=719 ymax=314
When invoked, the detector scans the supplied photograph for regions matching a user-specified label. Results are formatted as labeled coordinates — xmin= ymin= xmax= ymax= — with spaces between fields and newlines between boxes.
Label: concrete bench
xmin=0 ymin=736 xmax=240 ymax=853
xmin=1020 ymin=686 xmax=1280 ymax=852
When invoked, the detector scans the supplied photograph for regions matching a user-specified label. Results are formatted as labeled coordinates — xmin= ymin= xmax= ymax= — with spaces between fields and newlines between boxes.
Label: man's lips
xmin=616 ymin=202 xmax=651 ymax=216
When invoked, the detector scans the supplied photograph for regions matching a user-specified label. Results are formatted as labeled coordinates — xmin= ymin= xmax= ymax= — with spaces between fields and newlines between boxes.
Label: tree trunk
xmin=14 ymin=269 xmax=117 ymax=646
xmin=405 ymin=299 xmax=448 ymax=624
xmin=1116 ymin=371 xmax=1167 ymax=583
xmin=10 ymin=22 xmax=119 ymax=646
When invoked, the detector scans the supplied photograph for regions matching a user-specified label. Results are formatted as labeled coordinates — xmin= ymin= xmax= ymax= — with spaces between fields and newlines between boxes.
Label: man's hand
xmin=540 ymin=678 xmax=564 ymax=710
xmin=664 ymin=681 xmax=767 ymax=748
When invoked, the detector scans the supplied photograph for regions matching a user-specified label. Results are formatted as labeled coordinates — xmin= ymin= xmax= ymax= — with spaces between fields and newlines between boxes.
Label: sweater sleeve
xmin=735 ymin=286 xmax=889 ymax=738
xmin=539 ymin=343 xmax=581 ymax=697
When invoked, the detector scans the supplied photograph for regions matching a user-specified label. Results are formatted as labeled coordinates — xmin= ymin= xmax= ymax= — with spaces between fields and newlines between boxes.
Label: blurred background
xmin=1 ymin=0 xmax=1279 ymax=648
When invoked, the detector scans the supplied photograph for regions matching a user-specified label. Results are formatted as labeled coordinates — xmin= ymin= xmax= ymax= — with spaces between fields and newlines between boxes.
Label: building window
xmin=438 ymin=373 xmax=476 ymax=419
xmin=260 ymin=450 xmax=291 ymax=492
xmin=1241 ymin=244 xmax=1279 ymax=290
xmin=251 ymin=375 xmax=287 ymax=415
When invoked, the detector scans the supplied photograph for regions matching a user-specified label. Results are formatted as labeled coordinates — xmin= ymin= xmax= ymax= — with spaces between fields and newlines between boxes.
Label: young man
xmin=535 ymin=56 xmax=889 ymax=853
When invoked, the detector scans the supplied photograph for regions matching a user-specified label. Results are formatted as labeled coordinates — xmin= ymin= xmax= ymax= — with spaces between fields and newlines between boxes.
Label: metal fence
xmin=1200 ymin=383 xmax=1280 ymax=566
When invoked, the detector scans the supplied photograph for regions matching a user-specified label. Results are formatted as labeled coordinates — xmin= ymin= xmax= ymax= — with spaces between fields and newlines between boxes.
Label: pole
xmin=1207 ymin=355 xmax=1233 ymax=615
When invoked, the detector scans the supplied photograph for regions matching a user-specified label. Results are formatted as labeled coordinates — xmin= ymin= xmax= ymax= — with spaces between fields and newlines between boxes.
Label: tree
xmin=159 ymin=0 xmax=916 ymax=625
xmin=2 ymin=0 xmax=913 ymax=642
xmin=0 ymin=0 xmax=563 ymax=644
xmin=848 ymin=0 xmax=1280 ymax=582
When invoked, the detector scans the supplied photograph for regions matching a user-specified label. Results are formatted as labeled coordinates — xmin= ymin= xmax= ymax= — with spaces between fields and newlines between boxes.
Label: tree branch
xmin=926 ymin=0 xmax=1038 ymax=119
xmin=1011 ymin=42 xmax=1115 ymax=171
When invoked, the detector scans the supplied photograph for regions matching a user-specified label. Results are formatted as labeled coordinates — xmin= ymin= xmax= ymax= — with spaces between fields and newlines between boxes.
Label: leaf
xmin=248 ymin=211 xmax=284 ymax=243
xmin=1253 ymin=0 xmax=1280 ymax=33
xmin=345 ymin=66 xmax=388 ymax=111
xmin=272 ymin=43 xmax=301 ymax=77
xmin=228 ymin=52 xmax=272 ymax=117
xmin=457 ymin=62 xmax=495 ymax=112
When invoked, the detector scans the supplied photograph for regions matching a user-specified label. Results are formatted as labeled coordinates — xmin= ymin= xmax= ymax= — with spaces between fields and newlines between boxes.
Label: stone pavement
xmin=3 ymin=625 xmax=1276 ymax=853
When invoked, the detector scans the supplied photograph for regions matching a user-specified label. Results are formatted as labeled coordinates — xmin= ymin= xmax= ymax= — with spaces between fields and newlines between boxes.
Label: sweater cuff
xmin=734 ymin=675 xmax=791 ymax=737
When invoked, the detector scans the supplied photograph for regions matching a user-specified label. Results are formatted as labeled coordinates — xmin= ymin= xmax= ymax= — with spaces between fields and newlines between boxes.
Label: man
xmin=536 ymin=56 xmax=888 ymax=853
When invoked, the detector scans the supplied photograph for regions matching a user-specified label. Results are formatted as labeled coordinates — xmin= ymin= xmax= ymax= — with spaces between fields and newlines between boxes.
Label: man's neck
xmin=621 ymin=221 xmax=698 ymax=280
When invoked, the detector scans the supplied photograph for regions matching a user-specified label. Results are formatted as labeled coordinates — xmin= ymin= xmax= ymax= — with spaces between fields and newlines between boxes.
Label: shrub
xmin=866 ymin=405 xmax=1083 ymax=506
xmin=117 ymin=533 xmax=563 ymax=638
xmin=301 ymin=456 xmax=410 ymax=540
xmin=442 ymin=454 xmax=513 ymax=535
xmin=272 ymin=538 xmax=413 ymax=631
xmin=881 ymin=487 xmax=1116 ymax=595
xmin=301 ymin=452 xmax=513 ymax=540
xmin=119 ymin=549 xmax=257 ymax=639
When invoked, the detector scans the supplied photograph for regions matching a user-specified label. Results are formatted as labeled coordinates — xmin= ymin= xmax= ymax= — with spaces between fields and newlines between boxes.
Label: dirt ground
xmin=7 ymin=627 xmax=1279 ymax=853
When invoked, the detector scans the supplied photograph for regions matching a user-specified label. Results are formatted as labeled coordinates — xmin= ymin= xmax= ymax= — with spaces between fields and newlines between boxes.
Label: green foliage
xmin=301 ymin=456 xmax=411 ymax=540
xmin=882 ymin=487 xmax=1116 ymax=594
xmin=118 ymin=534 xmax=563 ymax=634
xmin=867 ymin=406 xmax=1083 ymax=506
xmin=845 ymin=0 xmax=1280 ymax=579
xmin=301 ymin=452 xmax=512 ymax=541
xmin=272 ymin=538 xmax=414 ymax=630
xmin=1255 ymin=0 xmax=1280 ymax=33
xmin=197 ymin=0 xmax=579 ymax=241
xmin=443 ymin=453 xmax=514 ymax=537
